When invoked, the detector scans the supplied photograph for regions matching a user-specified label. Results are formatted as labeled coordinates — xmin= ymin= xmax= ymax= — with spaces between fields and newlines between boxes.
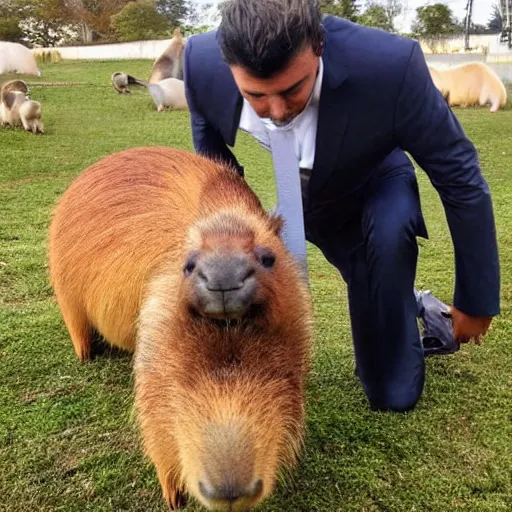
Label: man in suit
xmin=182 ymin=0 xmax=500 ymax=412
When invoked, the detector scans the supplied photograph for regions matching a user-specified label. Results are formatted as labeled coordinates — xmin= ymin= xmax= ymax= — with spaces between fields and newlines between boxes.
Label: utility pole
xmin=464 ymin=0 xmax=473 ymax=51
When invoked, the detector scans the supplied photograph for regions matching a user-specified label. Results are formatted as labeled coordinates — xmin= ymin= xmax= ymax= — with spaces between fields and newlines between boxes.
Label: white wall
xmin=33 ymin=39 xmax=173 ymax=60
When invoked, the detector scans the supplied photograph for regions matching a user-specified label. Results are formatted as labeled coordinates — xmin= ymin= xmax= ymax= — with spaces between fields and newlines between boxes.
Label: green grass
xmin=1 ymin=61 xmax=511 ymax=512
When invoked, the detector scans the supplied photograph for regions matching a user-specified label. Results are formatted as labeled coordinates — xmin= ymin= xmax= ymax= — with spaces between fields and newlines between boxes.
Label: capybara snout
xmin=186 ymin=250 xmax=258 ymax=319
xmin=183 ymin=242 xmax=277 ymax=319
xmin=48 ymin=146 xmax=313 ymax=510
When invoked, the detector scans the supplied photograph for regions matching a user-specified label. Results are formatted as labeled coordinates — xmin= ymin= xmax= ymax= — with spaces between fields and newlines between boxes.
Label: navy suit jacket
xmin=183 ymin=15 xmax=500 ymax=317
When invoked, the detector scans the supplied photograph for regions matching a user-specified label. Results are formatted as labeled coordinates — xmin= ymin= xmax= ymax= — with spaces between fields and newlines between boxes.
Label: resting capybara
xmin=428 ymin=62 xmax=507 ymax=113
xmin=47 ymin=147 xmax=314 ymax=511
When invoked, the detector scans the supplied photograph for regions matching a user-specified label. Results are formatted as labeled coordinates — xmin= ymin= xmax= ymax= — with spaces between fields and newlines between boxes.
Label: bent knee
xmin=364 ymin=374 xmax=425 ymax=413
xmin=369 ymin=389 xmax=422 ymax=413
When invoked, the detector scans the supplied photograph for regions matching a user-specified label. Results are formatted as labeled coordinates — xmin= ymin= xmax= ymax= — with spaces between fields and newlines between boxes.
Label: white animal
xmin=147 ymin=78 xmax=189 ymax=112
xmin=0 ymin=42 xmax=41 ymax=76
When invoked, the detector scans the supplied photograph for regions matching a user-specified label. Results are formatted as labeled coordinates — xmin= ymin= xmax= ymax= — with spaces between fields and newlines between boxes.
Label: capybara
xmin=47 ymin=147 xmax=314 ymax=511
xmin=428 ymin=62 xmax=507 ymax=113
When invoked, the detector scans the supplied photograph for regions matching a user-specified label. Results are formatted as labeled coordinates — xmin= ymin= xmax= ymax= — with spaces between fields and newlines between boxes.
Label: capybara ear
xmin=268 ymin=214 xmax=284 ymax=237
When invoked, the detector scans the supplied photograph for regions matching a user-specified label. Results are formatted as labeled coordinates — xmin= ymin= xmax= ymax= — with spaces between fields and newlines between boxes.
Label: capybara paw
xmin=166 ymin=489 xmax=188 ymax=510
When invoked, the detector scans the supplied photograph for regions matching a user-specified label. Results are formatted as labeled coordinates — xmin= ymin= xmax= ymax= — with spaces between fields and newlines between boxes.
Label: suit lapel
xmin=309 ymin=37 xmax=350 ymax=196
xmin=212 ymin=63 xmax=243 ymax=147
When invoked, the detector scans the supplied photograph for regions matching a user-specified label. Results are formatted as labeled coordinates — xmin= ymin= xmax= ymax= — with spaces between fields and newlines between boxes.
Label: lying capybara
xmin=47 ymin=146 xmax=314 ymax=511
xmin=428 ymin=62 xmax=507 ymax=112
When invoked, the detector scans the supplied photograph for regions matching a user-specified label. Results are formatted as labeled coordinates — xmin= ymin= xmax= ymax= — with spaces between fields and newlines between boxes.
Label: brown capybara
xmin=47 ymin=147 xmax=314 ymax=511
xmin=428 ymin=62 xmax=507 ymax=113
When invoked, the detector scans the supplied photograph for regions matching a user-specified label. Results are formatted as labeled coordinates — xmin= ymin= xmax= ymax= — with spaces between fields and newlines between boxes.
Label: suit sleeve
xmin=393 ymin=41 xmax=500 ymax=317
xmin=183 ymin=36 xmax=244 ymax=177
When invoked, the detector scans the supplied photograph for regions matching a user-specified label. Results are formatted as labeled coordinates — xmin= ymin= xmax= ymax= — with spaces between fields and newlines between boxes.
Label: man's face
xmin=230 ymin=45 xmax=320 ymax=126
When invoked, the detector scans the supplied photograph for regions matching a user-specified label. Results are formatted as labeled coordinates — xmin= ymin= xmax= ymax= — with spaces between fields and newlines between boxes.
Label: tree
xmin=488 ymin=4 xmax=503 ymax=33
xmin=111 ymin=0 xmax=170 ymax=42
xmin=70 ymin=0 xmax=134 ymax=42
xmin=155 ymin=0 xmax=190 ymax=26
xmin=411 ymin=3 xmax=459 ymax=38
xmin=358 ymin=3 xmax=392 ymax=31
xmin=0 ymin=1 xmax=24 ymax=42
xmin=17 ymin=0 xmax=76 ymax=47
xmin=320 ymin=0 xmax=359 ymax=22
xmin=381 ymin=0 xmax=404 ymax=32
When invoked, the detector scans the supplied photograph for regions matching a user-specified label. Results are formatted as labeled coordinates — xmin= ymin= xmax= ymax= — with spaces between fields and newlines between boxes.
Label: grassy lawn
xmin=1 ymin=60 xmax=511 ymax=512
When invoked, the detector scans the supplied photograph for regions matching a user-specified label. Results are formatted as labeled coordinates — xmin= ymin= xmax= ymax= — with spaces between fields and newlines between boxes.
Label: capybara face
xmin=183 ymin=243 xmax=276 ymax=319
xmin=181 ymin=212 xmax=280 ymax=321
xmin=136 ymin=210 xmax=310 ymax=511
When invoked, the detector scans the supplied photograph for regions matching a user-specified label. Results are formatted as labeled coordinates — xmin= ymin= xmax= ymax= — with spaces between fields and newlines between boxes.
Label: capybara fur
xmin=47 ymin=147 xmax=313 ymax=511
xmin=149 ymin=27 xmax=186 ymax=83
xmin=428 ymin=62 xmax=507 ymax=112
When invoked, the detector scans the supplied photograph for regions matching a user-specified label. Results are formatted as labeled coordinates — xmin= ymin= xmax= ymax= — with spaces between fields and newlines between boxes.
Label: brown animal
xmin=428 ymin=62 xmax=508 ymax=112
xmin=0 ymin=79 xmax=44 ymax=133
xmin=149 ymin=27 xmax=187 ymax=83
xmin=47 ymin=147 xmax=313 ymax=511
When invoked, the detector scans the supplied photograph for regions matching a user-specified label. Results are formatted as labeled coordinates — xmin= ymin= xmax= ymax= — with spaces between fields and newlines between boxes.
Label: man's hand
xmin=447 ymin=306 xmax=493 ymax=344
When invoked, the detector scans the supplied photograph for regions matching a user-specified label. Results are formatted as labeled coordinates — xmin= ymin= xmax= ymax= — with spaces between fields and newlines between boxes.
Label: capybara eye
xmin=183 ymin=251 xmax=200 ymax=277
xmin=255 ymin=246 xmax=276 ymax=269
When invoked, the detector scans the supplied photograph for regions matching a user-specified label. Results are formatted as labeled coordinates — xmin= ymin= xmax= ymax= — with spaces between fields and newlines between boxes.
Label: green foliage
xmin=155 ymin=0 xmax=190 ymax=26
xmin=111 ymin=0 xmax=170 ymax=42
xmin=358 ymin=3 xmax=392 ymax=31
xmin=320 ymin=0 xmax=359 ymax=22
xmin=1 ymin=60 xmax=512 ymax=512
xmin=0 ymin=16 xmax=24 ymax=42
xmin=411 ymin=3 xmax=461 ymax=38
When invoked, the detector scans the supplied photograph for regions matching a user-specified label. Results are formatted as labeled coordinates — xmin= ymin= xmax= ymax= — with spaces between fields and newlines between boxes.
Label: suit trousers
xmin=302 ymin=165 xmax=427 ymax=412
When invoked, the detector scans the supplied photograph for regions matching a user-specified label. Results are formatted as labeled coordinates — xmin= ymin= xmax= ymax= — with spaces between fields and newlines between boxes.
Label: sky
xmin=194 ymin=0 xmax=496 ymax=33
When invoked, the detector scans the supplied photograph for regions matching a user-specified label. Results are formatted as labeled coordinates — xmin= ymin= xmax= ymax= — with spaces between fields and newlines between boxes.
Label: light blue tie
xmin=267 ymin=125 xmax=308 ymax=280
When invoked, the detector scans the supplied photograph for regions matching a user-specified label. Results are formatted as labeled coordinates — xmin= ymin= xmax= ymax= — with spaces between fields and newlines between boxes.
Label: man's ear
xmin=313 ymin=40 xmax=324 ymax=57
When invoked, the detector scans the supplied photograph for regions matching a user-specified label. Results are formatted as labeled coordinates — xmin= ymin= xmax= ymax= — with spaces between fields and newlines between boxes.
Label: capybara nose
xmin=192 ymin=253 xmax=257 ymax=318
xmin=199 ymin=477 xmax=263 ymax=504
xmin=199 ymin=253 xmax=255 ymax=292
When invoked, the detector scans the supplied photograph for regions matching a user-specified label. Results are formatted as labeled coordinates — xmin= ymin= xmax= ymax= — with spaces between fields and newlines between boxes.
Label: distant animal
xmin=1 ymin=79 xmax=29 ymax=96
xmin=427 ymin=66 xmax=450 ymax=103
xmin=0 ymin=41 xmax=41 ymax=76
xmin=147 ymin=77 xmax=189 ymax=111
xmin=47 ymin=146 xmax=313 ymax=511
xmin=0 ymin=79 xmax=44 ymax=134
xmin=149 ymin=27 xmax=187 ymax=83
xmin=19 ymin=99 xmax=44 ymax=134
xmin=428 ymin=62 xmax=507 ymax=113
xmin=111 ymin=72 xmax=146 ymax=94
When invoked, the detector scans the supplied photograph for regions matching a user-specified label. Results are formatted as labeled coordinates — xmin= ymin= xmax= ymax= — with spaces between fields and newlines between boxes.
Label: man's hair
xmin=217 ymin=0 xmax=324 ymax=78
